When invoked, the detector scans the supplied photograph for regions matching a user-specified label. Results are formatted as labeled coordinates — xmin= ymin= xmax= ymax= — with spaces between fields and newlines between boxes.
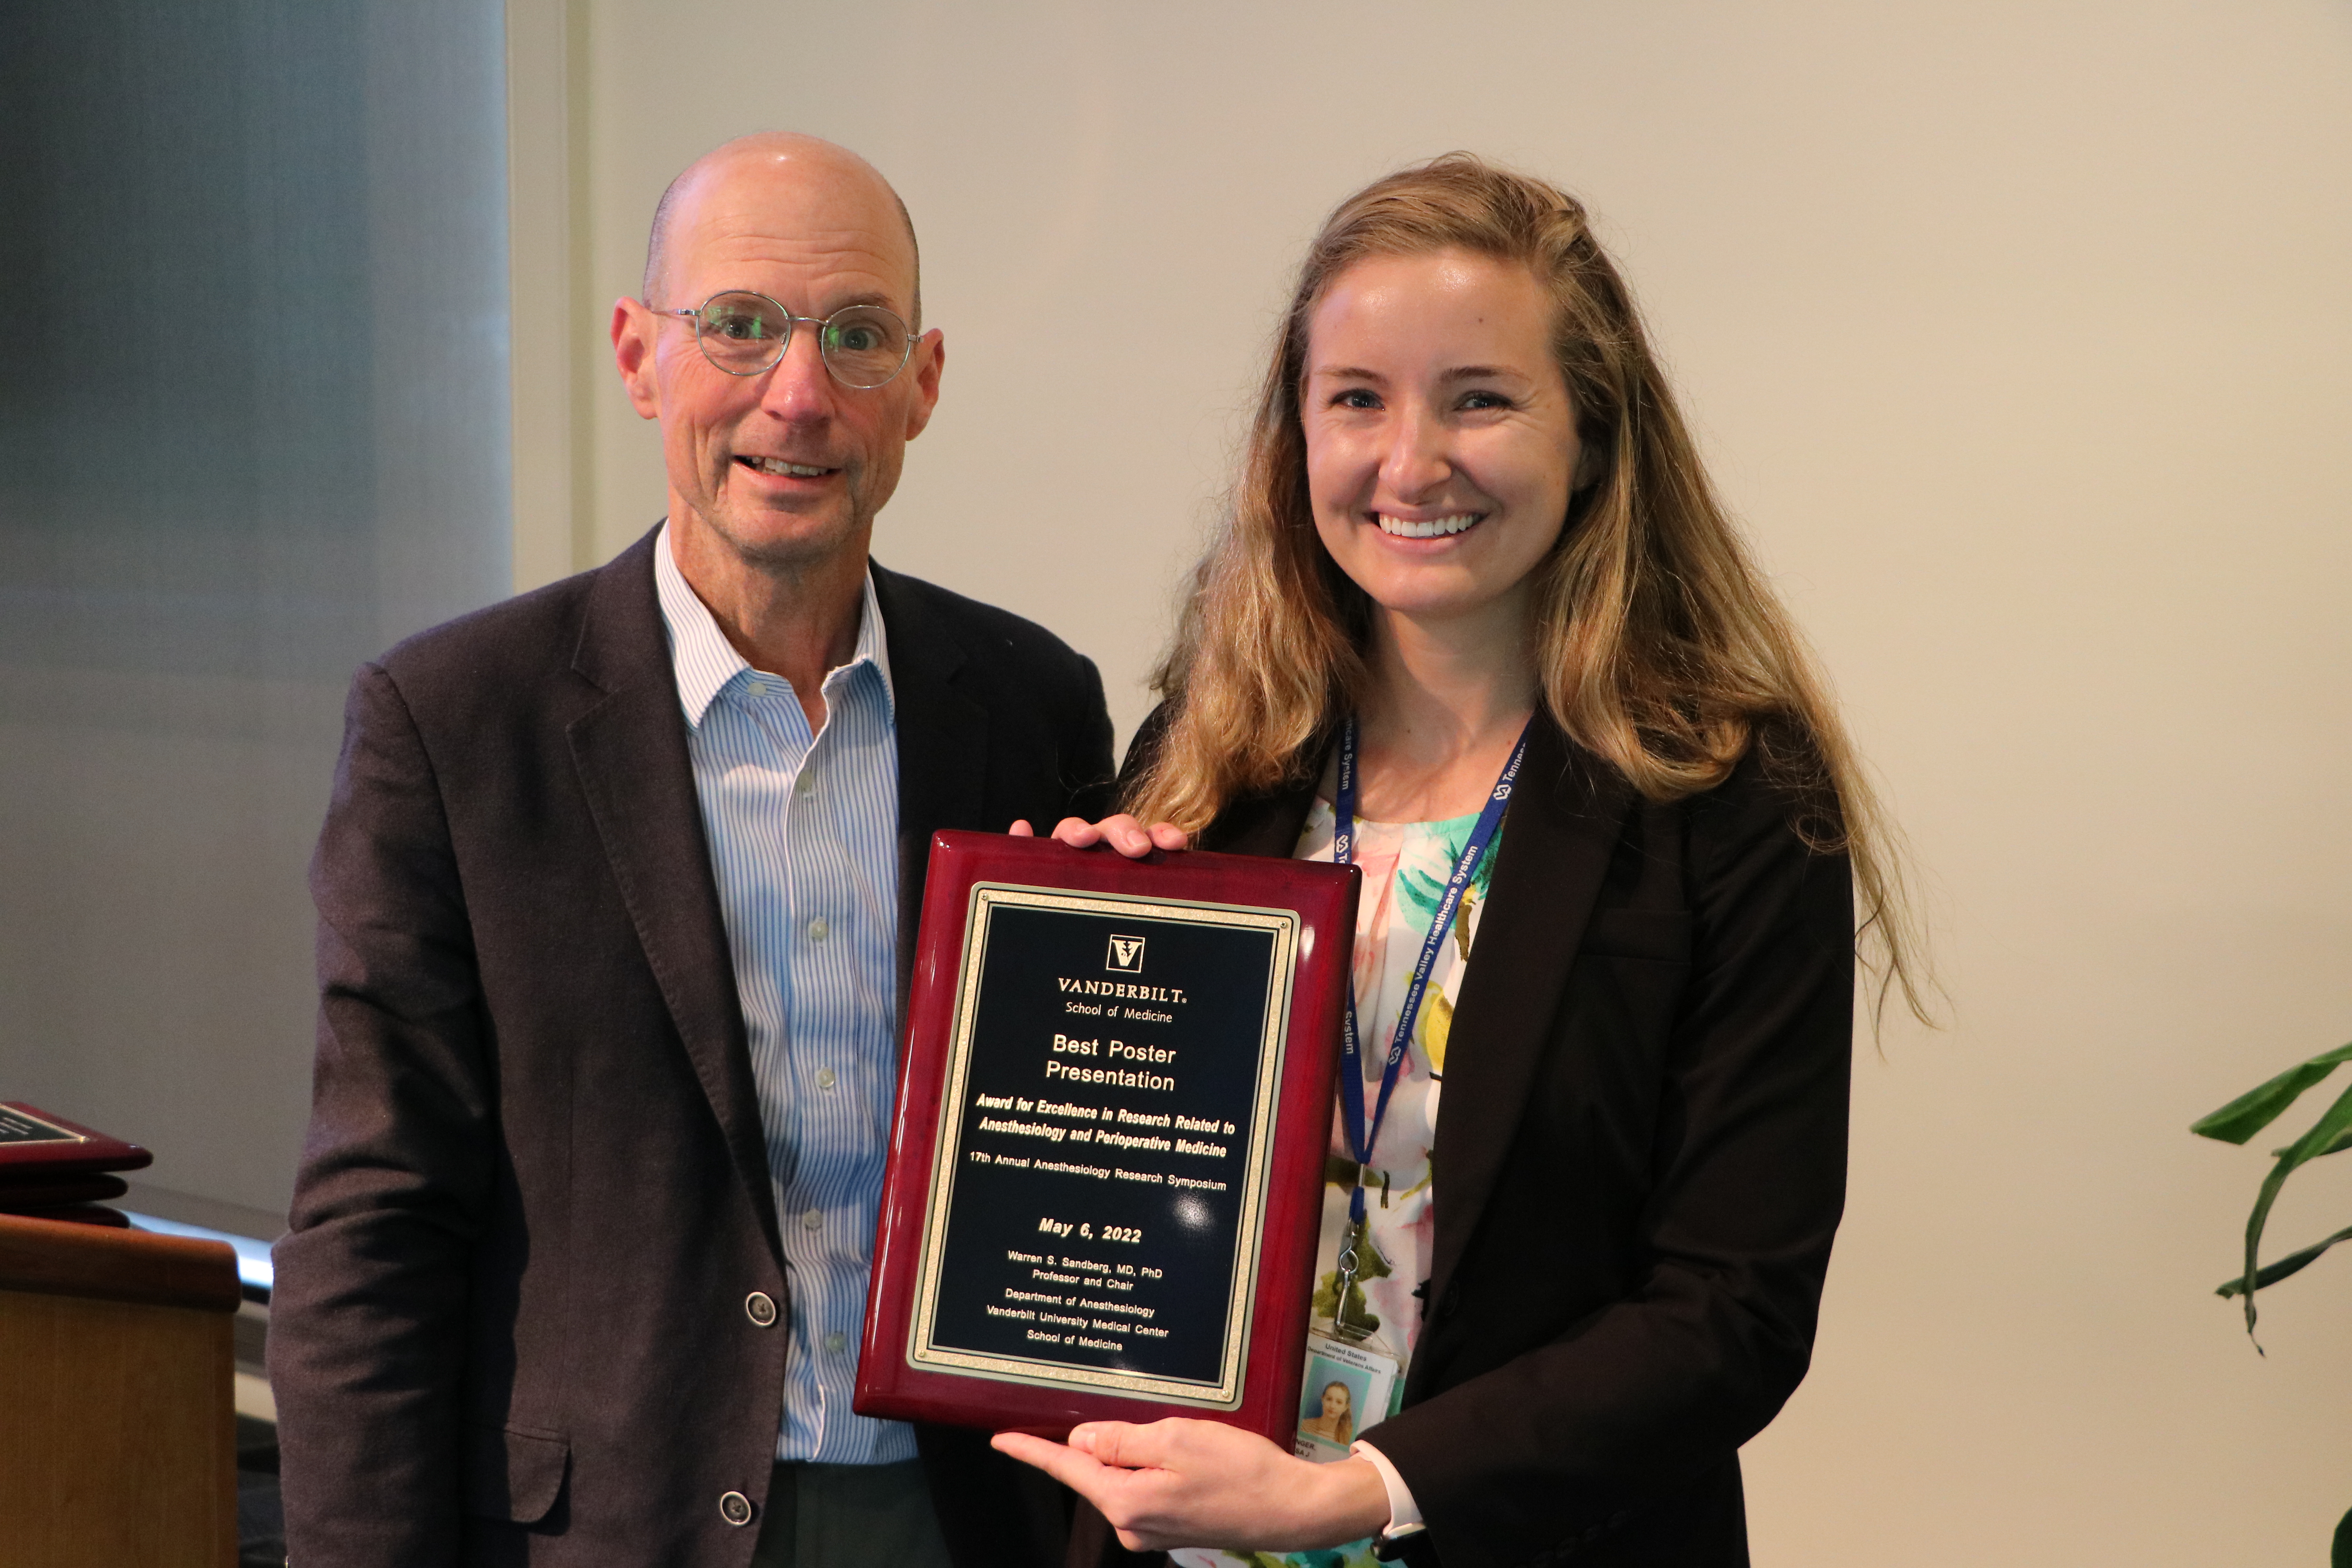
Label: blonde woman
xmin=1004 ymin=154 xmax=1917 ymax=1567
xmin=1299 ymin=1381 xmax=1356 ymax=1448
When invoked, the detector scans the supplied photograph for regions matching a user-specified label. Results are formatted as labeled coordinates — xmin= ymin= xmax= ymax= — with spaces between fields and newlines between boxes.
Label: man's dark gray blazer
xmin=270 ymin=528 xmax=1116 ymax=1567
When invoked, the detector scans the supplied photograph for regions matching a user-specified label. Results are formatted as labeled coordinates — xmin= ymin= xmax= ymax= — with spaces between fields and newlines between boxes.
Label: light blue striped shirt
xmin=654 ymin=524 xmax=916 ymax=1465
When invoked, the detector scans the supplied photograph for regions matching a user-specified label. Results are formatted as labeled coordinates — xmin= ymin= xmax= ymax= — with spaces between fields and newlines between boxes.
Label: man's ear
xmin=901 ymin=329 xmax=946 ymax=441
xmin=612 ymin=298 xmax=662 ymax=421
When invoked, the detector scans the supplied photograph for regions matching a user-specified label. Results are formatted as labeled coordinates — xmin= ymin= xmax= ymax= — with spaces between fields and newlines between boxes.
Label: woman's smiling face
xmin=1301 ymin=249 xmax=1582 ymax=633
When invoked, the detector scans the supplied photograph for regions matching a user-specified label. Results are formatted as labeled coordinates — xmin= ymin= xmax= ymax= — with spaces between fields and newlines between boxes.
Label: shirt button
xmin=744 ymin=1291 xmax=778 ymax=1327
xmin=815 ymin=1068 xmax=837 ymax=1091
xmin=823 ymin=1330 xmax=847 ymax=1353
xmin=719 ymin=1491 xmax=755 ymax=1527
xmin=795 ymin=771 xmax=817 ymax=798
xmin=802 ymin=1209 xmax=823 ymax=1232
xmin=808 ymin=916 xmax=829 ymax=943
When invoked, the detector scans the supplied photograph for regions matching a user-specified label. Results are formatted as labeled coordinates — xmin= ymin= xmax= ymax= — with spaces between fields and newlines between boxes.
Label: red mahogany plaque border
xmin=855 ymin=831 xmax=1357 ymax=1442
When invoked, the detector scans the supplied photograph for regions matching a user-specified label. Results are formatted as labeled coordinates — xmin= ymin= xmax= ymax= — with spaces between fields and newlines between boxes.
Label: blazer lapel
xmin=1199 ymin=777 xmax=1319 ymax=858
xmin=565 ymin=531 xmax=782 ymax=1264
xmin=872 ymin=564 xmax=988 ymax=1012
xmin=1421 ymin=717 xmax=1629 ymax=1325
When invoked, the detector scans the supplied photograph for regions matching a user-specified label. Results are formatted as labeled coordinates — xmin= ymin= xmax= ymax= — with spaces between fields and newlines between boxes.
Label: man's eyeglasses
xmin=661 ymin=290 xmax=916 ymax=388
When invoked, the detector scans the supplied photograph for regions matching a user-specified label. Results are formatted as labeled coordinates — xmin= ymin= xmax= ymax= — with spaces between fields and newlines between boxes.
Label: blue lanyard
xmin=1332 ymin=714 xmax=1529 ymax=1225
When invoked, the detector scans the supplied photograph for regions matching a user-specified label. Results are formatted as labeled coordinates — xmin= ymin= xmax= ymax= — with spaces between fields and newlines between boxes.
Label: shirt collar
xmin=653 ymin=520 xmax=895 ymax=728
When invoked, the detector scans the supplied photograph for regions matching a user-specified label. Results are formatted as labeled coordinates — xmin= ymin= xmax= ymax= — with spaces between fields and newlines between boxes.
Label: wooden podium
xmin=0 ymin=1212 xmax=242 ymax=1567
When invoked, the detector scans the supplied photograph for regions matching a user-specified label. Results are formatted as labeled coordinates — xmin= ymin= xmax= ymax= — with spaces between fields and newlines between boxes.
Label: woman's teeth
xmin=1376 ymin=512 xmax=1480 ymax=539
xmin=746 ymin=457 xmax=830 ymax=477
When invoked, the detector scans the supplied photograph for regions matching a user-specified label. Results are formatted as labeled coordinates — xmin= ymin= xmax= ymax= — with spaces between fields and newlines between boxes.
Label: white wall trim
xmin=505 ymin=0 xmax=592 ymax=592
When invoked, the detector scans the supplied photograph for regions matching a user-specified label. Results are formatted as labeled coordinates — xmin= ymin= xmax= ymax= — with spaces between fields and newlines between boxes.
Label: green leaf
xmin=2270 ymin=1128 xmax=2352 ymax=1158
xmin=2215 ymin=1223 xmax=2352 ymax=1298
xmin=2192 ymin=1040 xmax=2352 ymax=1145
xmin=2232 ymin=1078 xmax=2352 ymax=1339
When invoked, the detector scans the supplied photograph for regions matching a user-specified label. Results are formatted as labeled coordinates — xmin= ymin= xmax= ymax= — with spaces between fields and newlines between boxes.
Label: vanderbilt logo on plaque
xmin=857 ymin=832 xmax=1357 ymax=1443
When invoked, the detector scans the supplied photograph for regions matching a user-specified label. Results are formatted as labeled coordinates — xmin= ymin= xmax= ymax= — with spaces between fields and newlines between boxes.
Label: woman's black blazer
xmin=1132 ymin=708 xmax=1852 ymax=1568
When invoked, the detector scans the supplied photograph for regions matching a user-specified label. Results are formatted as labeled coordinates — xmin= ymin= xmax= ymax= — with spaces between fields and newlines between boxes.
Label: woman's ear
xmin=1572 ymin=430 xmax=1608 ymax=493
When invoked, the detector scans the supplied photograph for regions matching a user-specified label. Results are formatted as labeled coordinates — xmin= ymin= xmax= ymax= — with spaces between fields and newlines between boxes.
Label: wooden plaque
xmin=855 ymin=831 xmax=1357 ymax=1443
xmin=0 ymin=1104 xmax=152 ymax=1176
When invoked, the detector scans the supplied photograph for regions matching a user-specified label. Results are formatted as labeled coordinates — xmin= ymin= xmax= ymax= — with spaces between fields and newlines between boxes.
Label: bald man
xmin=270 ymin=135 xmax=1114 ymax=1568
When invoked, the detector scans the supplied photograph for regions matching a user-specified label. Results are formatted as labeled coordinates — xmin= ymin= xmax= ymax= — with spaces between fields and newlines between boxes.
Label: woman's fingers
xmin=989 ymin=1430 xmax=1111 ymax=1493
xmin=997 ymin=1418 xmax=1385 ymax=1551
xmin=990 ymin=1429 xmax=1175 ymax=1550
xmin=1067 ymin=1419 xmax=1166 ymax=1468
xmin=1007 ymin=819 xmax=1034 ymax=837
xmin=993 ymin=1426 xmax=1173 ymax=1550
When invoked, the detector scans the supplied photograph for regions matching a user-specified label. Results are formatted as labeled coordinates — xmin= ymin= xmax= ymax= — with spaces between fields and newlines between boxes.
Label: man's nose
xmin=756 ymin=326 xmax=835 ymax=421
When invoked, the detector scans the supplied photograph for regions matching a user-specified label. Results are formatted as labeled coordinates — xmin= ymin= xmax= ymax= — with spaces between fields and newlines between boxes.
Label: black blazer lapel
xmin=1198 ymin=777 xmax=1320 ymax=858
xmin=1421 ymin=718 xmax=1630 ymax=1327
xmin=873 ymin=563 xmax=988 ymax=1012
xmin=564 ymin=531 xmax=783 ymax=1264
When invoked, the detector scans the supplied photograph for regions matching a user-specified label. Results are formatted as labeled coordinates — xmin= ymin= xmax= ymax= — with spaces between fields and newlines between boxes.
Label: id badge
xmin=1293 ymin=1330 xmax=1402 ymax=1461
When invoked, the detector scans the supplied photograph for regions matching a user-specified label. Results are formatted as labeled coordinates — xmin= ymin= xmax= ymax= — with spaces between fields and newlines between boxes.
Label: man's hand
xmin=1007 ymin=814 xmax=1187 ymax=858
xmin=991 ymin=1418 xmax=1390 ymax=1551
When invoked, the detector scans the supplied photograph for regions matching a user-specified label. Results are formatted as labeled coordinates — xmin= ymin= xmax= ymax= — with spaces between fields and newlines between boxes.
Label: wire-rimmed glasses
xmin=662 ymin=290 xmax=916 ymax=388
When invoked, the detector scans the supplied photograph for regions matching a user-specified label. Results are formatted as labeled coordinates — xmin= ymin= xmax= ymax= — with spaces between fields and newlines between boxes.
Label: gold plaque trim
xmin=0 ymin=1105 xmax=89 ymax=1145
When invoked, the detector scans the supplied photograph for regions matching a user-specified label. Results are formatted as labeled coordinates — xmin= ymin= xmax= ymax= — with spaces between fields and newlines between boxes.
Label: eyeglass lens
xmin=692 ymin=292 xmax=912 ymax=387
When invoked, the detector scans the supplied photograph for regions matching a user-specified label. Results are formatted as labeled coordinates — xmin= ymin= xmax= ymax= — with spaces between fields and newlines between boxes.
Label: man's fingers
xmin=1100 ymin=815 xmax=1170 ymax=859
xmin=1048 ymin=815 xmax=1149 ymax=857
xmin=1093 ymin=815 xmax=1150 ymax=858
xmin=1038 ymin=815 xmax=1187 ymax=858
xmin=1007 ymin=819 xmax=1034 ymax=837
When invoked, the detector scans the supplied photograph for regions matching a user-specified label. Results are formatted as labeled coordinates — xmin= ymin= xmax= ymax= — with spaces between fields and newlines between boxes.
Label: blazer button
xmin=745 ymin=1290 xmax=779 ymax=1327
xmin=719 ymin=1490 xmax=755 ymax=1527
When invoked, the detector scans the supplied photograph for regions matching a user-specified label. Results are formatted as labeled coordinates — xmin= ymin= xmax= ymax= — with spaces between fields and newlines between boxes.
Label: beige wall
xmin=511 ymin=2 xmax=2352 ymax=1560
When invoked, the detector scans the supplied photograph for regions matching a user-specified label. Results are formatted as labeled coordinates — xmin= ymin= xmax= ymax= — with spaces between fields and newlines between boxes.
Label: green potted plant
xmin=2192 ymin=1039 xmax=2352 ymax=1564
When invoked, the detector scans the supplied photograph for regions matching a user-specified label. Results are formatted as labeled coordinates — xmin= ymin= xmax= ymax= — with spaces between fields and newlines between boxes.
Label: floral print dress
xmin=1168 ymin=799 xmax=1499 ymax=1568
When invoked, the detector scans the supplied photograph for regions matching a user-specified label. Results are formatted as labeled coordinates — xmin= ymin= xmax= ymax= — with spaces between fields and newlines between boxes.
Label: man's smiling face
xmin=614 ymin=140 xmax=941 ymax=577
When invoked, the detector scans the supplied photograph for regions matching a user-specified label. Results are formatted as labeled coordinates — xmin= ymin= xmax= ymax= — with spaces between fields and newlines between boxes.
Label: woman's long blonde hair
xmin=1126 ymin=152 xmax=1927 ymax=1022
